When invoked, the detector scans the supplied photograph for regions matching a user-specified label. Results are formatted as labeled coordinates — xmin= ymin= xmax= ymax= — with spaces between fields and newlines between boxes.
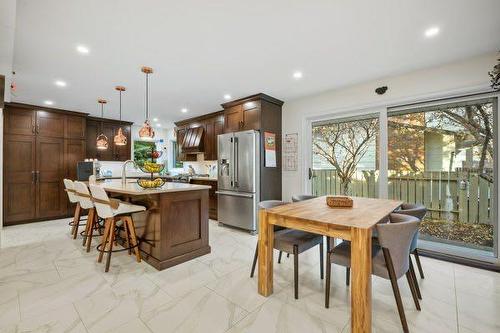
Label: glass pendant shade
xmin=139 ymin=120 xmax=155 ymax=141
xmin=96 ymin=98 xmax=108 ymax=150
xmin=140 ymin=66 xmax=155 ymax=141
xmin=113 ymin=86 xmax=127 ymax=145
xmin=114 ymin=127 xmax=127 ymax=145
xmin=96 ymin=133 xmax=109 ymax=150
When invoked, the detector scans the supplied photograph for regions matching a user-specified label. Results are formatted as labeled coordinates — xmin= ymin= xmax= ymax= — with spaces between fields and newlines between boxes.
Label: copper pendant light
xmin=113 ymin=86 xmax=127 ymax=146
xmin=96 ymin=98 xmax=109 ymax=150
xmin=139 ymin=66 xmax=155 ymax=141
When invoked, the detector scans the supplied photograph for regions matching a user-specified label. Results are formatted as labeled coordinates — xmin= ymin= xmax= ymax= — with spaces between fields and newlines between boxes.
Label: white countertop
xmin=190 ymin=176 xmax=218 ymax=181
xmin=96 ymin=179 xmax=211 ymax=195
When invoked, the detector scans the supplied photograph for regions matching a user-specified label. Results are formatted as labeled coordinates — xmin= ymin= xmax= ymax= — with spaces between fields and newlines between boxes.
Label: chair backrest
xmin=63 ymin=179 xmax=79 ymax=203
xmin=258 ymin=200 xmax=286 ymax=231
xmin=89 ymin=185 xmax=114 ymax=218
xmin=376 ymin=213 xmax=419 ymax=279
xmin=291 ymin=194 xmax=317 ymax=202
xmin=88 ymin=175 xmax=97 ymax=185
xmin=397 ymin=203 xmax=427 ymax=220
xmin=258 ymin=200 xmax=285 ymax=210
xmin=73 ymin=181 xmax=94 ymax=210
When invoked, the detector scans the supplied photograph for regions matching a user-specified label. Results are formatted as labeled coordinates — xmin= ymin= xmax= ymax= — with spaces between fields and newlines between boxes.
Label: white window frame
xmin=302 ymin=90 xmax=500 ymax=265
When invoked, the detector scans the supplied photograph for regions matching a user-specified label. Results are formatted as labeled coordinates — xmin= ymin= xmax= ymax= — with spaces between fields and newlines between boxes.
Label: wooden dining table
xmin=257 ymin=196 xmax=403 ymax=333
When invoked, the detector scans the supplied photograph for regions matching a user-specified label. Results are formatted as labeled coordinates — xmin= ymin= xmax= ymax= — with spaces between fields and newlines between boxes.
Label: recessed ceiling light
xmin=153 ymin=117 xmax=159 ymax=122
xmin=181 ymin=108 xmax=188 ymax=113
xmin=293 ymin=71 xmax=303 ymax=79
xmin=44 ymin=100 xmax=54 ymax=106
xmin=156 ymin=123 xmax=162 ymax=127
xmin=424 ymin=26 xmax=440 ymax=38
xmin=54 ymin=80 xmax=67 ymax=87
xmin=223 ymin=94 xmax=231 ymax=101
xmin=76 ymin=45 xmax=90 ymax=54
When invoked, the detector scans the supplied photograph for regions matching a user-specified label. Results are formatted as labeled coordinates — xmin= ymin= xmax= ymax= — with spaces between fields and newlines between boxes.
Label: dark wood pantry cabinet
xmin=3 ymin=103 xmax=87 ymax=225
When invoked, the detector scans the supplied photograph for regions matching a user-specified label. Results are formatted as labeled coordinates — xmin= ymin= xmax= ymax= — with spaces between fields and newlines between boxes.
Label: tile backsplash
xmin=181 ymin=160 xmax=217 ymax=177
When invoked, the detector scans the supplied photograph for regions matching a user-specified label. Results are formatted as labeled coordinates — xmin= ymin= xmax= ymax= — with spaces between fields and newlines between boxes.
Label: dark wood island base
xmin=120 ymin=188 xmax=211 ymax=270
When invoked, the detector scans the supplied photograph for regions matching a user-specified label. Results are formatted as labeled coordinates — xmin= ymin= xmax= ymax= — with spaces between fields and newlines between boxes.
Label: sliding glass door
xmin=311 ymin=115 xmax=379 ymax=198
xmin=308 ymin=95 xmax=498 ymax=261
xmin=388 ymin=98 xmax=497 ymax=258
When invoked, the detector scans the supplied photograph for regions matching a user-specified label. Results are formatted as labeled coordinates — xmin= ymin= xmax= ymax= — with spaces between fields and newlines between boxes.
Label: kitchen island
xmin=95 ymin=179 xmax=212 ymax=270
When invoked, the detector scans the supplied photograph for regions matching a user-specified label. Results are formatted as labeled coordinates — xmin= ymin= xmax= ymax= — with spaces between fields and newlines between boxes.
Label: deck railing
xmin=311 ymin=169 xmax=493 ymax=225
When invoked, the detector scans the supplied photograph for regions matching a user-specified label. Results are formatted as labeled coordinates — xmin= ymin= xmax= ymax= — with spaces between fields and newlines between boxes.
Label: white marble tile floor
xmin=0 ymin=218 xmax=499 ymax=333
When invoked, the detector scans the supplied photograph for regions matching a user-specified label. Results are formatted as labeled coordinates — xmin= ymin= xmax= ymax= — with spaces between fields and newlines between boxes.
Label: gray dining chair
xmin=251 ymin=200 xmax=324 ymax=299
xmin=291 ymin=194 xmax=317 ymax=202
xmin=396 ymin=203 xmax=427 ymax=279
xmin=325 ymin=213 xmax=421 ymax=333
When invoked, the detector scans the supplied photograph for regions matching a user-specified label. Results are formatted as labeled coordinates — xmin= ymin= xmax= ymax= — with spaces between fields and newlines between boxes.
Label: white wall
xmin=0 ymin=0 xmax=17 ymax=242
xmin=282 ymin=52 xmax=497 ymax=201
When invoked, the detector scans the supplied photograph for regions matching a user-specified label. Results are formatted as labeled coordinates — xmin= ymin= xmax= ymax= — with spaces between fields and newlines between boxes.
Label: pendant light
xmin=113 ymin=86 xmax=127 ymax=146
xmin=139 ymin=66 xmax=155 ymax=141
xmin=96 ymin=98 xmax=109 ymax=150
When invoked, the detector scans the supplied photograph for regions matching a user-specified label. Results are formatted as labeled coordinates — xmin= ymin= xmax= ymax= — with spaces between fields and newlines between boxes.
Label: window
xmin=133 ymin=140 xmax=156 ymax=167
xmin=311 ymin=115 xmax=379 ymax=197
xmin=388 ymin=98 xmax=496 ymax=256
xmin=172 ymin=140 xmax=183 ymax=168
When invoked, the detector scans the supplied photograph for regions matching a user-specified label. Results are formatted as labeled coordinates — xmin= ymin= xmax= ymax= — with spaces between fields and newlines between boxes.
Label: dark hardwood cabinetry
xmin=190 ymin=178 xmax=218 ymax=220
xmin=221 ymin=93 xmax=284 ymax=201
xmin=3 ymin=103 xmax=88 ymax=225
xmin=174 ymin=111 xmax=224 ymax=161
xmin=85 ymin=117 xmax=132 ymax=161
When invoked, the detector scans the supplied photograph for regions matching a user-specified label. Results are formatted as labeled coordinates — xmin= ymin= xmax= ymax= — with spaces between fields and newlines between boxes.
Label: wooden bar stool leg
xmin=123 ymin=219 xmax=131 ymax=255
xmin=126 ymin=216 xmax=142 ymax=263
xmin=98 ymin=218 xmax=112 ymax=263
xmin=86 ymin=209 xmax=96 ymax=253
xmin=105 ymin=219 xmax=116 ymax=272
xmin=82 ymin=210 xmax=91 ymax=247
xmin=72 ymin=203 xmax=82 ymax=239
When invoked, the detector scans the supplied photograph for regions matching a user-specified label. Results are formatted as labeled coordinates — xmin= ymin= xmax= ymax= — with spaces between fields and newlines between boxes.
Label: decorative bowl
xmin=326 ymin=195 xmax=353 ymax=208
xmin=137 ymin=178 xmax=165 ymax=189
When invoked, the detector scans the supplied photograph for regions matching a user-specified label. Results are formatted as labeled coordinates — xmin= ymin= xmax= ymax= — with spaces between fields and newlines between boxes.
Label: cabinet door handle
xmin=32 ymin=171 xmax=36 ymax=183
xmin=32 ymin=119 xmax=36 ymax=133
xmin=36 ymin=121 xmax=40 ymax=134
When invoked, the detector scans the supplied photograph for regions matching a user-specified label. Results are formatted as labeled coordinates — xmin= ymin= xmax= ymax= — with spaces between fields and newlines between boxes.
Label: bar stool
xmin=63 ymin=179 xmax=87 ymax=239
xmin=89 ymin=185 xmax=146 ymax=272
xmin=73 ymin=181 xmax=101 ymax=252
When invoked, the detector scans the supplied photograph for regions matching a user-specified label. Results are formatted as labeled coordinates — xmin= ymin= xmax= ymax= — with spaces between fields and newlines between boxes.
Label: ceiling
xmin=10 ymin=0 xmax=500 ymax=125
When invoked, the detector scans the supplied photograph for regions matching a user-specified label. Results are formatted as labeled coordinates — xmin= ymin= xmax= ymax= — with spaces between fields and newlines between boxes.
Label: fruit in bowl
xmin=137 ymin=177 xmax=165 ymax=189
xmin=142 ymin=161 xmax=164 ymax=173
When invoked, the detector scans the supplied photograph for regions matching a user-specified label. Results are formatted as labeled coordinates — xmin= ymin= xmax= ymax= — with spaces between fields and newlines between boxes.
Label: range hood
xmin=181 ymin=126 xmax=205 ymax=153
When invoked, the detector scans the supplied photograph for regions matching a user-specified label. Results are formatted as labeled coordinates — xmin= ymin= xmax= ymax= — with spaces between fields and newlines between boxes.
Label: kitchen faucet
xmin=122 ymin=160 xmax=137 ymax=184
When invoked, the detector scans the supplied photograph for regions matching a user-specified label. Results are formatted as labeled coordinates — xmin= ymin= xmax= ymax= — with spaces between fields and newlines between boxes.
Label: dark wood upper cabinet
xmin=4 ymin=107 xmax=36 ymax=136
xmin=36 ymin=111 xmax=65 ymax=137
xmin=241 ymin=100 xmax=261 ymax=131
xmin=65 ymin=115 xmax=86 ymax=139
xmin=223 ymin=105 xmax=243 ymax=132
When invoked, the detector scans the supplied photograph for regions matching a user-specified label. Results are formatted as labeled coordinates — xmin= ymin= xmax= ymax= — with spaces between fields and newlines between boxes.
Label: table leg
xmin=258 ymin=209 xmax=274 ymax=296
xmin=351 ymin=227 xmax=372 ymax=333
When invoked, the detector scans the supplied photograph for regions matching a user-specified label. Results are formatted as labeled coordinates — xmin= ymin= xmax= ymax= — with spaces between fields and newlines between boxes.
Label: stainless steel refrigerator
xmin=217 ymin=130 xmax=260 ymax=233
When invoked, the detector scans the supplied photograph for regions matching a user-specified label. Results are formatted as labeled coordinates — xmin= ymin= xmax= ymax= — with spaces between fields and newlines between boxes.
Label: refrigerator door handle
xmin=234 ymin=137 xmax=239 ymax=187
xmin=216 ymin=190 xmax=253 ymax=198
